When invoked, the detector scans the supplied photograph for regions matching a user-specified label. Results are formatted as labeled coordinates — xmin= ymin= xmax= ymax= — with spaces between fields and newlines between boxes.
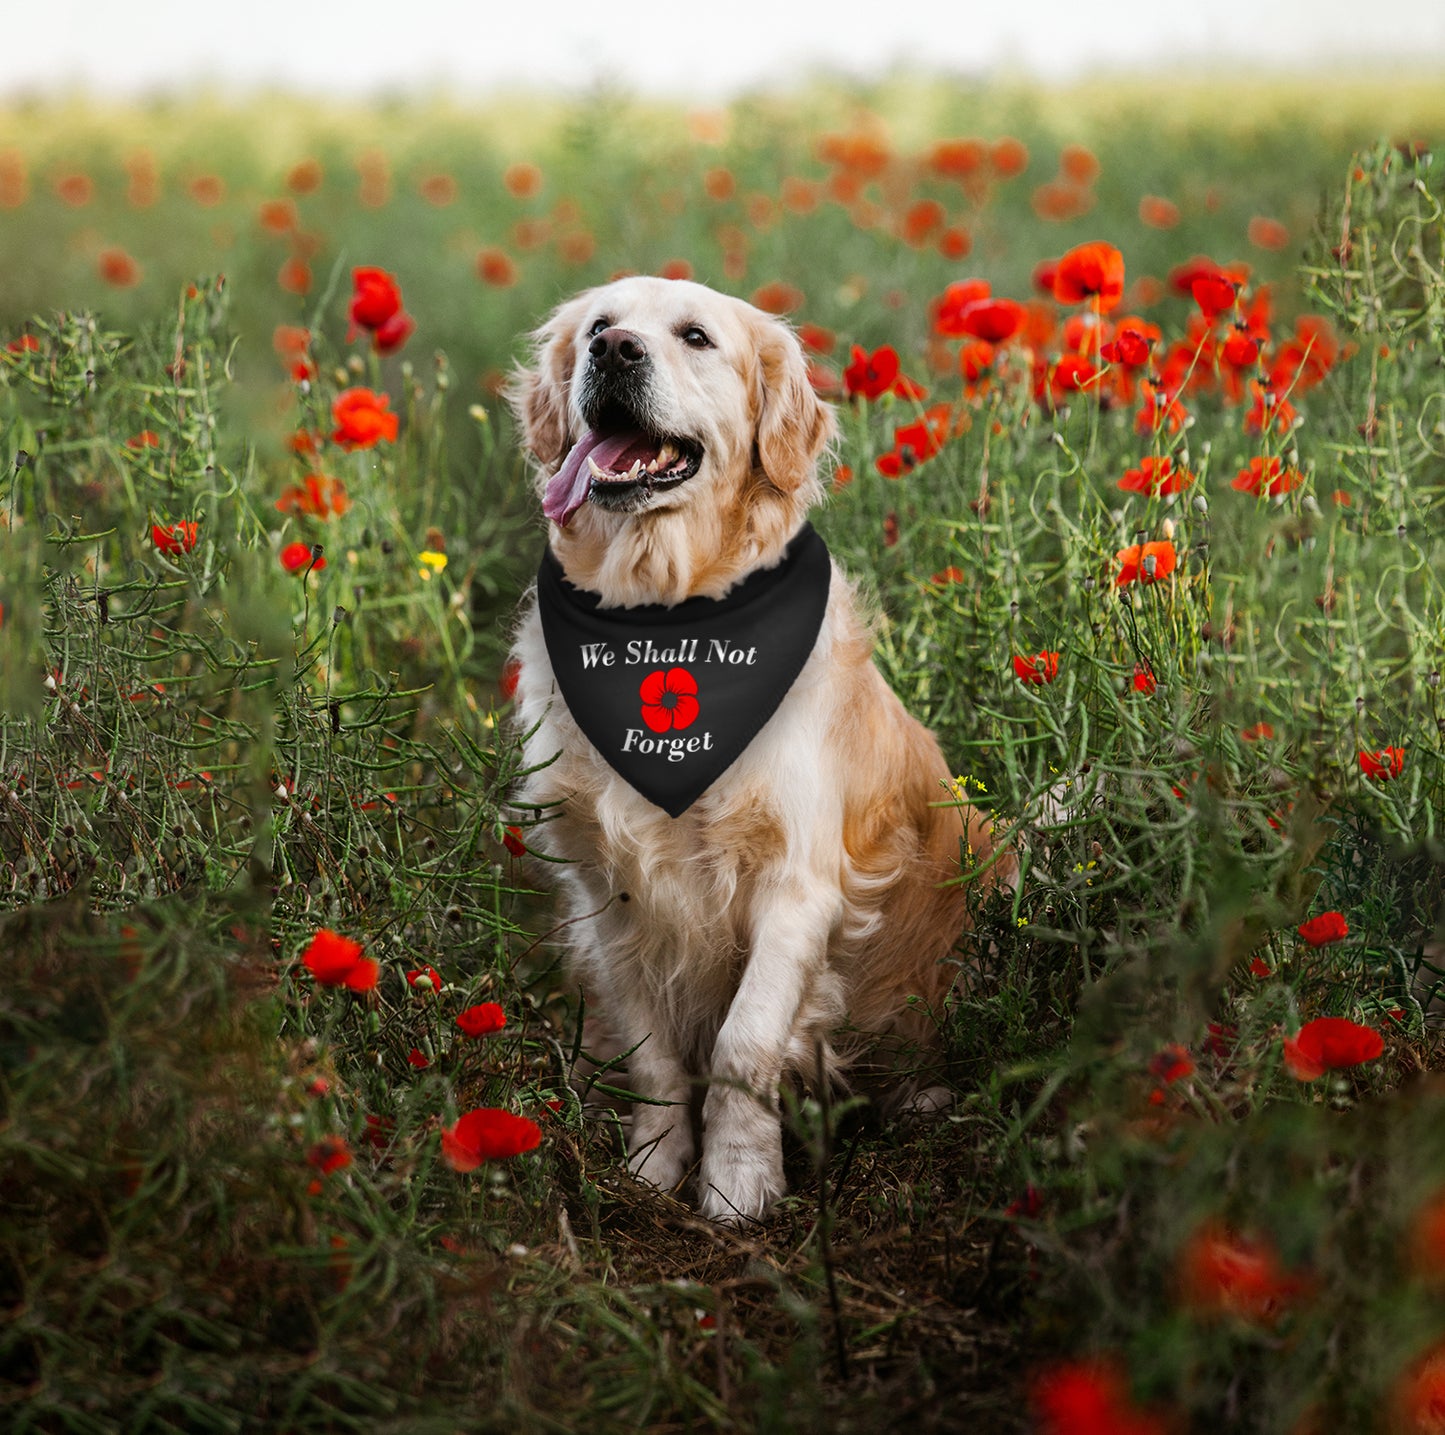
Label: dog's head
xmin=511 ymin=277 xmax=835 ymax=603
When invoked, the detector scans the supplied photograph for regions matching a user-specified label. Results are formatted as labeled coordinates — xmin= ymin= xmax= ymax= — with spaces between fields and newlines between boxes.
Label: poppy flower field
xmin=2 ymin=78 xmax=1445 ymax=1432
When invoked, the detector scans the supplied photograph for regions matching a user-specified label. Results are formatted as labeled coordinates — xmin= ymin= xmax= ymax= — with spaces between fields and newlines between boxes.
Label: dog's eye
xmin=680 ymin=326 xmax=713 ymax=349
xmin=588 ymin=318 xmax=610 ymax=338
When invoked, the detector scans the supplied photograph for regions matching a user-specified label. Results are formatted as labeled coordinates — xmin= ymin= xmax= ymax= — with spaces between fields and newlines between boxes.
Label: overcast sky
xmin=4 ymin=0 xmax=1444 ymax=98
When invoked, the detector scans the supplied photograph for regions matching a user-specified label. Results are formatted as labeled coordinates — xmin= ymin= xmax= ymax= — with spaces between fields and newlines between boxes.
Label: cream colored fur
xmin=508 ymin=277 xmax=1012 ymax=1222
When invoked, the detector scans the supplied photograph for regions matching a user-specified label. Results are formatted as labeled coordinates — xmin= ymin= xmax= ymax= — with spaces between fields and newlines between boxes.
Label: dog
xmin=507 ymin=276 xmax=1013 ymax=1222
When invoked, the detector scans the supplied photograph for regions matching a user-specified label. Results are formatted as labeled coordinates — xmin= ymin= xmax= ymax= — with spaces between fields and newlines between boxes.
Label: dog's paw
xmin=697 ymin=1090 xmax=786 ymax=1224
xmin=697 ymin=1142 xmax=786 ymax=1225
xmin=899 ymin=1084 xmax=955 ymax=1120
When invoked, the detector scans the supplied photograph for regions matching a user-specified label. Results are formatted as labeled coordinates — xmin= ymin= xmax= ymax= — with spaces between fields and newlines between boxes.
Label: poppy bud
xmin=1430 ymin=671 xmax=1441 ymax=688
xmin=1193 ymin=496 xmax=1209 ymax=514
xmin=1398 ymin=524 xmax=1408 ymax=539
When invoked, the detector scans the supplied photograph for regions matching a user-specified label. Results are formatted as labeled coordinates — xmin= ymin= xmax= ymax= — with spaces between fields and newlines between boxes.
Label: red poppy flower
xmin=796 ymin=322 xmax=835 ymax=355
xmin=1232 ymin=456 xmax=1301 ymax=498
xmin=639 ymin=667 xmax=700 ymax=732
xmin=1013 ymin=651 xmax=1060 ymax=686
xmin=332 ymin=388 xmax=399 ymax=449
xmin=1359 ymin=746 xmax=1406 ymax=781
xmin=275 ymin=474 xmax=351 ymax=519
xmin=1179 ymin=1220 xmax=1308 ymax=1325
xmin=477 ymin=247 xmax=519 ymax=287
xmin=307 ymin=1136 xmax=353 ymax=1177
xmin=280 ymin=541 xmax=326 ymax=574
xmin=152 ymin=520 xmax=199 ymax=555
xmin=408 ymin=1047 xmax=430 ymax=1069
xmin=349 ymin=266 xmax=403 ymax=333
xmin=1240 ymin=721 xmax=1275 ymax=742
xmin=98 ymin=247 xmax=141 ymax=288
xmin=1409 ymin=1193 xmax=1445 ymax=1279
xmin=372 ymin=308 xmax=415 ymax=354
xmin=1298 ymin=912 xmax=1349 ymax=947
xmin=1191 ymin=272 xmax=1240 ymax=322
xmin=1221 ymin=326 xmax=1261 ymax=368
xmin=406 ymin=965 xmax=441 ymax=994
xmin=302 ymin=928 xmax=378 ymax=992
xmin=931 ymin=279 xmax=992 ymax=337
xmin=127 ymin=430 xmax=161 ymax=451
xmin=751 ymin=280 xmax=804 ymax=315
xmin=1030 ymin=1359 xmax=1167 ymax=1435
xmin=1100 ymin=319 xmax=1157 ymax=367
xmin=931 ymin=566 xmax=965 ymax=585
xmin=1047 ymin=353 xmax=1099 ymax=404
xmin=456 ymin=1002 xmax=507 ymax=1038
xmin=1248 ymin=216 xmax=1290 ymax=251
xmin=957 ymin=297 xmax=1024 ymax=344
xmin=1138 ymin=194 xmax=1180 ymax=229
xmin=499 ymin=658 xmax=521 ymax=701
xmin=959 ymin=339 xmax=995 ymax=385
xmin=1117 ymin=456 xmax=1194 ymax=497
xmin=1149 ymin=1044 xmax=1194 ymax=1084
xmin=876 ymin=405 xmax=951 ymax=476
xmin=503 ymin=825 xmax=526 ymax=857
xmin=842 ymin=343 xmax=899 ymax=401
xmin=1250 ymin=956 xmax=1273 ymax=977
xmin=1391 ymin=1342 xmax=1445 ymax=1434
xmin=1115 ymin=542 xmax=1178 ymax=587
xmin=1282 ymin=1016 xmax=1383 ymax=1081
xmin=1052 ymin=241 xmax=1125 ymax=313
xmin=441 ymin=1108 xmax=542 ymax=1171
xmin=7 ymin=333 xmax=42 ymax=355
xmin=1132 ymin=665 xmax=1157 ymax=695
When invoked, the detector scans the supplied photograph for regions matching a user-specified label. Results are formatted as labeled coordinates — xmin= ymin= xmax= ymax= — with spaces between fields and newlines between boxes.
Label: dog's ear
xmin=509 ymin=293 xmax=591 ymax=469
xmin=753 ymin=319 xmax=836 ymax=495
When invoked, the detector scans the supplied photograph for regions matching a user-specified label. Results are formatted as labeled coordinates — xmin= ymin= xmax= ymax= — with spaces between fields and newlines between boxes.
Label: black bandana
xmin=537 ymin=524 xmax=832 ymax=817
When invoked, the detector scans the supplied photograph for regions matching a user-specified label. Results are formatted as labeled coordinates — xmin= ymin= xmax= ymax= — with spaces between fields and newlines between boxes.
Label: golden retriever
xmin=507 ymin=276 xmax=1012 ymax=1222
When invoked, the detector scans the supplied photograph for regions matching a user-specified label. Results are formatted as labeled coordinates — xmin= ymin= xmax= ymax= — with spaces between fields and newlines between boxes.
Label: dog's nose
xmin=588 ymin=327 xmax=648 ymax=371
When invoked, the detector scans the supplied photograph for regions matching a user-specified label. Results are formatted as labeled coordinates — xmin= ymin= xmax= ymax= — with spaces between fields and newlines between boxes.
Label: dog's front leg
xmin=697 ymin=881 xmax=839 ymax=1224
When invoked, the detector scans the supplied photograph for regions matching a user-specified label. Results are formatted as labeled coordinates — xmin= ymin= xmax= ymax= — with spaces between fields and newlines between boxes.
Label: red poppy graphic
xmin=639 ymin=667 xmax=700 ymax=732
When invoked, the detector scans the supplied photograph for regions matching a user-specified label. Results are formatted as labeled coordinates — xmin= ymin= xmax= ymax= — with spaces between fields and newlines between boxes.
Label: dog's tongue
xmin=543 ymin=428 xmax=652 ymax=527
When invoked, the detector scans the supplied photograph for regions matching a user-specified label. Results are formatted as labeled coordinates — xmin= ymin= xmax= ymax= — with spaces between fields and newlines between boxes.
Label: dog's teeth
xmin=626 ymin=459 xmax=643 ymax=480
xmin=587 ymin=456 xmax=608 ymax=480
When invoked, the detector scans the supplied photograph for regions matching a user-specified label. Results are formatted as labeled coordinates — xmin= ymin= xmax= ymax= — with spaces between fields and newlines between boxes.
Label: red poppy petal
xmin=670 ymin=695 xmax=700 ymax=730
xmin=663 ymin=666 xmax=698 ymax=698
xmin=640 ymin=703 xmax=673 ymax=733
xmin=638 ymin=669 xmax=667 ymax=706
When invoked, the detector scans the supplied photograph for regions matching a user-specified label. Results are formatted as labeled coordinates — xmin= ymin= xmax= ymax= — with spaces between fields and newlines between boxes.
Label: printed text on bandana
xmin=576 ymin=640 xmax=758 ymax=763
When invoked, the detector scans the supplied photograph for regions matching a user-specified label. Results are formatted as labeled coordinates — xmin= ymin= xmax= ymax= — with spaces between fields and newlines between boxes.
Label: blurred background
xmin=8 ymin=0 xmax=1445 ymax=96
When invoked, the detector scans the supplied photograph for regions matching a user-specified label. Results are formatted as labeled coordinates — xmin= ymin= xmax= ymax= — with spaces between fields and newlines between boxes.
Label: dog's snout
xmin=588 ymin=327 xmax=649 ymax=371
